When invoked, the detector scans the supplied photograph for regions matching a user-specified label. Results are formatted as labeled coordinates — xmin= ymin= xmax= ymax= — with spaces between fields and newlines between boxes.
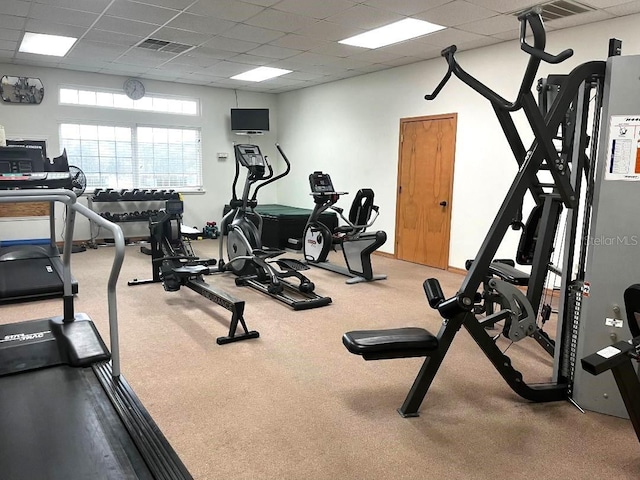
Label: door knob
xmin=439 ymin=201 xmax=448 ymax=206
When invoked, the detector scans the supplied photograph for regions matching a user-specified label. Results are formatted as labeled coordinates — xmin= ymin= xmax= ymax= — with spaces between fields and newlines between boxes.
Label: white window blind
xmin=60 ymin=123 xmax=202 ymax=191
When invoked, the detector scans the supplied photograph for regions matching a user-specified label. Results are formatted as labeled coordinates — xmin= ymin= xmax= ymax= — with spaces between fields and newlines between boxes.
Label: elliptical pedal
xmin=275 ymin=258 xmax=309 ymax=271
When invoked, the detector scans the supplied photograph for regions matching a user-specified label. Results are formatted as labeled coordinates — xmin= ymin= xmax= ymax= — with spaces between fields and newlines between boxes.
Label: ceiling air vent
xmin=137 ymin=38 xmax=194 ymax=54
xmin=516 ymin=1 xmax=595 ymax=22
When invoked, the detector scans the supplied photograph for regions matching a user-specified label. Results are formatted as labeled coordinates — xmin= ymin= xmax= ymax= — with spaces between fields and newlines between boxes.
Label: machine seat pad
xmin=488 ymin=262 xmax=529 ymax=286
xmin=343 ymin=327 xmax=438 ymax=355
xmin=172 ymin=264 xmax=208 ymax=276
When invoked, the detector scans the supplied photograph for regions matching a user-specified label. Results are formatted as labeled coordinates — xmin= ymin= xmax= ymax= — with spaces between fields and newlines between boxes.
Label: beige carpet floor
xmin=2 ymin=240 xmax=639 ymax=480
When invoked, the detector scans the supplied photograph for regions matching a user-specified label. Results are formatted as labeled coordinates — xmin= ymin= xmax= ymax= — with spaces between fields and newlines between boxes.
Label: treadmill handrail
xmin=0 ymin=189 xmax=125 ymax=377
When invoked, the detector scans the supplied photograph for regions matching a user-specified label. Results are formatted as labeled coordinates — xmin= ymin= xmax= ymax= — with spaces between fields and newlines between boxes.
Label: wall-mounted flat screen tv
xmin=231 ymin=108 xmax=270 ymax=132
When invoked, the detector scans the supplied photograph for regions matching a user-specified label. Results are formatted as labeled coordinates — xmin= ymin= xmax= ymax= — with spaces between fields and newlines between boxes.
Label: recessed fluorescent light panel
xmin=339 ymin=18 xmax=445 ymax=49
xmin=19 ymin=32 xmax=77 ymax=57
xmin=231 ymin=66 xmax=292 ymax=82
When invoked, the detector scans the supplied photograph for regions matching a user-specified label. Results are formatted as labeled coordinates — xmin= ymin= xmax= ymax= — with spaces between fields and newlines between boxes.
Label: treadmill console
xmin=0 ymin=146 xmax=45 ymax=174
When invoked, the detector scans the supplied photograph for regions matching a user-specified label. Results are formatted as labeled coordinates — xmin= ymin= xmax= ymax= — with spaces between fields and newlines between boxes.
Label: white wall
xmin=276 ymin=13 xmax=640 ymax=269
xmin=0 ymin=64 xmax=278 ymax=243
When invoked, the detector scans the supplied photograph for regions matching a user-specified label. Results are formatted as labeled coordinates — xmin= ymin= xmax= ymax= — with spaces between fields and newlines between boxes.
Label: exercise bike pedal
xmin=274 ymin=258 xmax=310 ymax=271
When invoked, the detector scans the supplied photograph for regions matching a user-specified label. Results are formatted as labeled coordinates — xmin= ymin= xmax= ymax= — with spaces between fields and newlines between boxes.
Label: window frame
xmin=59 ymin=120 xmax=203 ymax=192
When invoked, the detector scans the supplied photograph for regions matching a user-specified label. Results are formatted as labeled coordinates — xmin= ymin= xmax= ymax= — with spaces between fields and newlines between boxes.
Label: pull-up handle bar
xmin=424 ymin=9 xmax=573 ymax=111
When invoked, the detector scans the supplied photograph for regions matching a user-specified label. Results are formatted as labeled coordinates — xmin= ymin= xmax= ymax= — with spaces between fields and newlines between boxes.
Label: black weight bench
xmin=466 ymin=258 xmax=530 ymax=286
xmin=343 ymin=327 xmax=439 ymax=360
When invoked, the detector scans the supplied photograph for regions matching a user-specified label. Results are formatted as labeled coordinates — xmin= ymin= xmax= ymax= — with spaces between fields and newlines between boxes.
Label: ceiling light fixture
xmin=19 ymin=32 xmax=77 ymax=57
xmin=339 ymin=18 xmax=445 ymax=49
xmin=231 ymin=66 xmax=292 ymax=82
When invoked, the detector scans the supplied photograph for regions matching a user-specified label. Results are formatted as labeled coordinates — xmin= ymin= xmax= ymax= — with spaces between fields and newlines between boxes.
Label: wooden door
xmin=396 ymin=114 xmax=456 ymax=269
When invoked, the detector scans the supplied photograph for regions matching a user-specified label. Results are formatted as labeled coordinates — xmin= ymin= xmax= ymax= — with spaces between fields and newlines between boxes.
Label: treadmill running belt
xmin=0 ymin=257 xmax=63 ymax=299
xmin=0 ymin=366 xmax=155 ymax=479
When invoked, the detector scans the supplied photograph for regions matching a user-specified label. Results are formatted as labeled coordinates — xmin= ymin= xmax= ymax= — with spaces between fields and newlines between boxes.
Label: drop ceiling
xmin=0 ymin=0 xmax=637 ymax=93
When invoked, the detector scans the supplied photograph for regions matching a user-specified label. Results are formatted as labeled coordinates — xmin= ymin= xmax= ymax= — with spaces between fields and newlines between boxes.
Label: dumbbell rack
xmin=87 ymin=189 xmax=180 ymax=246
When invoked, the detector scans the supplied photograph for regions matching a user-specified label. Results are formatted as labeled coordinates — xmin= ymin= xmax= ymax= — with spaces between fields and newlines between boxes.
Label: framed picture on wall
xmin=0 ymin=75 xmax=45 ymax=104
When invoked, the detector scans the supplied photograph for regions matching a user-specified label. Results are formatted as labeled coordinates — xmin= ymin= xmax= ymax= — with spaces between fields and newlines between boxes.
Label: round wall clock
xmin=123 ymin=78 xmax=145 ymax=100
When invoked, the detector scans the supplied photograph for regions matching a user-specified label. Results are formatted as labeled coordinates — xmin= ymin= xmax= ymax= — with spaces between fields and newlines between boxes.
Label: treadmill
xmin=0 ymin=146 xmax=79 ymax=303
xmin=0 ymin=188 xmax=192 ymax=479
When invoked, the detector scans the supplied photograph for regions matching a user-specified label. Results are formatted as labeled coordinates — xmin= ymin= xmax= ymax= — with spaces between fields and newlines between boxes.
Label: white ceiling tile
xmin=0 ymin=50 xmax=15 ymax=59
xmin=361 ymin=0 xmax=451 ymax=16
xmin=248 ymin=44 xmax=302 ymax=59
xmin=93 ymin=16 xmax=161 ymax=36
xmin=416 ymin=1 xmax=497 ymax=27
xmin=301 ymin=21 xmax=365 ymax=41
xmin=275 ymin=61 xmax=346 ymax=75
xmin=58 ymin=56 xmax=113 ymax=68
xmin=14 ymin=52 xmax=61 ymax=64
xmin=0 ymin=0 xmax=30 ymax=17
xmin=464 ymin=0 xmax=539 ymax=14
xmin=202 ymin=36 xmax=261 ymax=53
xmin=84 ymin=30 xmax=144 ymax=47
xmin=221 ymin=23 xmax=286 ymax=43
xmin=143 ymin=70 xmax=180 ymax=81
xmin=377 ymin=40 xmax=443 ymax=58
xmin=0 ymin=15 xmax=26 ymax=30
xmin=382 ymin=55 xmax=432 ymax=66
xmin=244 ymin=9 xmax=317 ymax=33
xmin=325 ymin=57 xmax=374 ymax=69
xmin=546 ymin=10 xmax=614 ymax=29
xmin=152 ymin=27 xmax=213 ymax=46
xmin=186 ymin=45 xmax=239 ymax=60
xmin=167 ymin=13 xmax=236 ymax=35
xmin=129 ymin=0 xmax=194 ymax=9
xmin=240 ymin=0 xmax=280 ymax=7
xmin=325 ymin=4 xmax=404 ymax=30
xmin=284 ymin=70 xmax=327 ymax=81
xmin=207 ymin=60 xmax=257 ymax=76
xmin=308 ymin=42 xmax=363 ymax=57
xmin=492 ymin=28 xmax=519 ymax=40
xmin=606 ymin=1 xmax=640 ymax=15
xmin=58 ymin=63 xmax=108 ymax=73
xmin=105 ymin=0 xmax=179 ymax=25
xmin=30 ymin=3 xmax=99 ymax=27
xmin=228 ymin=53 xmax=271 ymax=65
xmin=581 ymin=0 xmax=629 ymax=7
xmin=0 ymin=29 xmax=21 ymax=42
xmin=24 ymin=19 xmax=87 ymax=38
xmin=457 ymin=35 xmax=504 ymax=50
xmin=269 ymin=34 xmax=329 ymax=51
xmin=0 ymin=40 xmax=17 ymax=52
xmin=33 ymin=0 xmax=113 ymax=14
xmin=186 ymin=0 xmax=265 ymax=22
xmin=67 ymin=41 xmax=131 ymax=61
xmin=283 ymin=51 xmax=341 ymax=66
xmin=99 ymin=64 xmax=150 ymax=75
xmin=115 ymin=51 xmax=177 ymax=67
xmin=351 ymin=64 xmax=391 ymax=74
xmin=460 ymin=14 xmax=520 ymax=35
xmin=347 ymin=49 xmax=400 ymax=63
xmin=273 ymin=0 xmax=357 ymax=20
xmin=417 ymin=28 xmax=487 ymax=47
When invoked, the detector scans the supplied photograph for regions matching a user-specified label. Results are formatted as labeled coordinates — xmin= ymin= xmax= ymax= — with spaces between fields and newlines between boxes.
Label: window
xmin=60 ymin=123 xmax=202 ymax=191
xmin=59 ymin=87 xmax=198 ymax=115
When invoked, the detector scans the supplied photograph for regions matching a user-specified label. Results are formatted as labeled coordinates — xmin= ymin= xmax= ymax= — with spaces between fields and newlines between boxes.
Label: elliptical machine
xmin=218 ymin=144 xmax=332 ymax=310
xmin=303 ymin=171 xmax=387 ymax=284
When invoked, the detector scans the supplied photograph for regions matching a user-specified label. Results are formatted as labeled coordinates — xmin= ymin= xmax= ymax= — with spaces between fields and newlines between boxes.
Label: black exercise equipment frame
xmin=344 ymin=9 xmax=607 ymax=417
xmin=129 ymin=202 xmax=259 ymax=345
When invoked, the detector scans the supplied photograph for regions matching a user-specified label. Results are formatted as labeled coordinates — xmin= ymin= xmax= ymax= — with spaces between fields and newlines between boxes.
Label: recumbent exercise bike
xmin=303 ymin=171 xmax=387 ymax=284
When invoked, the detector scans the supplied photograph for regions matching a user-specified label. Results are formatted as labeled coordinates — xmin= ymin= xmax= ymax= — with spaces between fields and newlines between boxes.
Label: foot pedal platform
xmin=275 ymin=258 xmax=309 ymax=271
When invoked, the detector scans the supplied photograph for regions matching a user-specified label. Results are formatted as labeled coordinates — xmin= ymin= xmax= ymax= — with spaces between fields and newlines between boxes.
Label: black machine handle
xmin=424 ymin=9 xmax=573 ymax=111
xmin=250 ymin=144 xmax=291 ymax=201
xmin=423 ymin=278 xmax=445 ymax=309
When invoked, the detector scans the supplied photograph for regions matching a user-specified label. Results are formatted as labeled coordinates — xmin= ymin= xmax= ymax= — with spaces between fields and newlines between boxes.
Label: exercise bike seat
xmin=343 ymin=327 xmax=438 ymax=360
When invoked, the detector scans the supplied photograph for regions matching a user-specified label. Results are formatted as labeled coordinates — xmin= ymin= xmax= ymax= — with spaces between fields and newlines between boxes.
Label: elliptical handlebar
xmin=251 ymin=143 xmax=291 ymax=201
xmin=424 ymin=9 xmax=573 ymax=111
